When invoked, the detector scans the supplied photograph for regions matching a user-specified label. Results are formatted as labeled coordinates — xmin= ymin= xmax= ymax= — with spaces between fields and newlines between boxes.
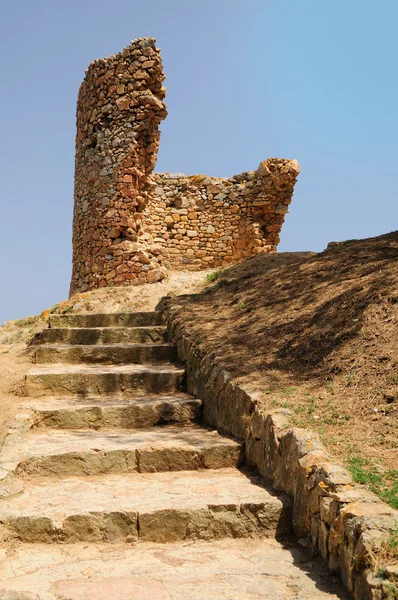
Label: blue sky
xmin=1 ymin=0 xmax=397 ymax=324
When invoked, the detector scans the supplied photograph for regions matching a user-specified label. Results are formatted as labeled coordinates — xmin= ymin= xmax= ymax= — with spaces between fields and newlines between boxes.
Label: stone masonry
xmin=70 ymin=38 xmax=300 ymax=294
xmin=71 ymin=38 xmax=168 ymax=294
xmin=145 ymin=159 xmax=300 ymax=270
xmin=0 ymin=310 xmax=348 ymax=598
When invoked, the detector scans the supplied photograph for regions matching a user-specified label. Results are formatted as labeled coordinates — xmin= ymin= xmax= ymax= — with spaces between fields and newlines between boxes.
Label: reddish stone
xmin=54 ymin=577 xmax=169 ymax=600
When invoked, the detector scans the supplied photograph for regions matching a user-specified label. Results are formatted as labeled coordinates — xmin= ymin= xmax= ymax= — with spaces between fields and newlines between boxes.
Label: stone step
xmin=0 ymin=468 xmax=291 ymax=543
xmin=24 ymin=363 xmax=185 ymax=397
xmin=1 ymin=425 xmax=242 ymax=478
xmin=29 ymin=325 xmax=168 ymax=346
xmin=31 ymin=343 xmax=176 ymax=365
xmin=0 ymin=539 xmax=349 ymax=600
xmin=22 ymin=394 xmax=201 ymax=429
xmin=49 ymin=312 xmax=163 ymax=328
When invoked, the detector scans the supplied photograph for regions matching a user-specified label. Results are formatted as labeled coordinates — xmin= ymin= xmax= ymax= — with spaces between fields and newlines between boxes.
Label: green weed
xmin=382 ymin=581 xmax=398 ymax=600
xmin=282 ymin=386 xmax=297 ymax=396
xmin=346 ymin=455 xmax=398 ymax=508
xmin=325 ymin=380 xmax=335 ymax=394
xmin=280 ymin=401 xmax=293 ymax=409
xmin=306 ymin=396 xmax=317 ymax=414
xmin=206 ymin=269 xmax=222 ymax=283
xmin=371 ymin=524 xmax=398 ymax=600
xmin=15 ymin=316 xmax=38 ymax=328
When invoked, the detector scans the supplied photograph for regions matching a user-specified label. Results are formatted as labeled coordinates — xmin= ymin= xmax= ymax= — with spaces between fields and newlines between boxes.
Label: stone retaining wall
xmin=165 ymin=301 xmax=398 ymax=600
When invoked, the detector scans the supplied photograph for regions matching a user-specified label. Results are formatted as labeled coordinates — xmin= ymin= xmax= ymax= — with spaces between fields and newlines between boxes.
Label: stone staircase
xmin=0 ymin=311 xmax=349 ymax=599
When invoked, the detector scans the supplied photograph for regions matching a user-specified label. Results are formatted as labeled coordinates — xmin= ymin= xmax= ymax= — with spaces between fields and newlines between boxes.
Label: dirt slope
xmin=170 ymin=232 xmax=398 ymax=505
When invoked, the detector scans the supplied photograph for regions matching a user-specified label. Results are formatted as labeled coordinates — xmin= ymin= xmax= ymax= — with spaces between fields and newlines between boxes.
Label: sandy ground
xmin=0 ymin=347 xmax=32 ymax=445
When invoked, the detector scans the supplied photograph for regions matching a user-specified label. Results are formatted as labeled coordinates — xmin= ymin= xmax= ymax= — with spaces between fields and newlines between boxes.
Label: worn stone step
xmin=0 ymin=468 xmax=291 ymax=543
xmin=0 ymin=539 xmax=349 ymax=600
xmin=1 ymin=426 xmax=242 ymax=478
xmin=29 ymin=326 xmax=168 ymax=346
xmin=31 ymin=343 xmax=176 ymax=365
xmin=49 ymin=312 xmax=164 ymax=328
xmin=21 ymin=394 xmax=201 ymax=429
xmin=24 ymin=363 xmax=185 ymax=397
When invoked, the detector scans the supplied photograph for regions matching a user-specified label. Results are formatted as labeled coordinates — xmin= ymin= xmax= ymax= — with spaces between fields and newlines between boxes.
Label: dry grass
xmin=171 ymin=232 xmax=398 ymax=503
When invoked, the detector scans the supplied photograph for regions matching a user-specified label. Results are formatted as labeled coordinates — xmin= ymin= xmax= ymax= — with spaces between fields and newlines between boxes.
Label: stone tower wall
xmin=70 ymin=39 xmax=300 ymax=294
xmin=70 ymin=38 xmax=168 ymax=294
xmin=143 ymin=159 xmax=300 ymax=270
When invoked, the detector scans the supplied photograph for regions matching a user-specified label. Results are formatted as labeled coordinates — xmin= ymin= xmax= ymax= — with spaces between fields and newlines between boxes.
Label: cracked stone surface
xmin=0 ymin=425 xmax=242 ymax=476
xmin=0 ymin=468 xmax=292 ymax=543
xmin=0 ymin=539 xmax=350 ymax=600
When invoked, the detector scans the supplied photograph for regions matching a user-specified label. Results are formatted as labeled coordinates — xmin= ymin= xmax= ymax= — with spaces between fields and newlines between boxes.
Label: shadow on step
xmin=278 ymin=537 xmax=351 ymax=599
xmin=237 ymin=466 xmax=293 ymax=539
xmin=241 ymin=467 xmax=350 ymax=599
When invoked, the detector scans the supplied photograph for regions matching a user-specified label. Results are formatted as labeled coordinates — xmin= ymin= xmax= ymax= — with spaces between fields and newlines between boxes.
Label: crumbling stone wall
xmin=70 ymin=38 xmax=300 ymax=294
xmin=70 ymin=38 xmax=168 ymax=294
xmin=143 ymin=159 xmax=300 ymax=270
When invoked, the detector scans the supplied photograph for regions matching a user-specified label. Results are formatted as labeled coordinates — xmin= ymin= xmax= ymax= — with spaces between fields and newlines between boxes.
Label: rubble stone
xmin=70 ymin=38 xmax=300 ymax=294
xmin=70 ymin=38 xmax=168 ymax=295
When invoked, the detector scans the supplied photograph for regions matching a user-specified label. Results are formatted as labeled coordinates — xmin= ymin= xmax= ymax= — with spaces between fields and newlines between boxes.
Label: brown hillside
xmin=171 ymin=231 xmax=398 ymax=500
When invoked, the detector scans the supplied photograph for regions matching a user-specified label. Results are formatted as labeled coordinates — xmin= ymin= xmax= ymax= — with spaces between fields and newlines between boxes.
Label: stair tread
xmin=1 ymin=425 xmax=240 ymax=466
xmin=18 ymin=395 xmax=201 ymax=430
xmin=50 ymin=311 xmax=159 ymax=318
xmin=21 ymin=393 xmax=197 ymax=410
xmin=0 ymin=468 xmax=283 ymax=518
xmin=28 ymin=363 xmax=184 ymax=375
xmin=49 ymin=310 xmax=160 ymax=321
xmin=29 ymin=326 xmax=168 ymax=347
xmin=49 ymin=312 xmax=163 ymax=328
xmin=0 ymin=538 xmax=349 ymax=600
xmin=47 ymin=325 xmax=167 ymax=331
xmin=32 ymin=343 xmax=173 ymax=349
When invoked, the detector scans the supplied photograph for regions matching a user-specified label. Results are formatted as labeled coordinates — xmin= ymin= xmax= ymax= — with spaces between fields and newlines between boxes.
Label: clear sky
xmin=1 ymin=0 xmax=397 ymax=324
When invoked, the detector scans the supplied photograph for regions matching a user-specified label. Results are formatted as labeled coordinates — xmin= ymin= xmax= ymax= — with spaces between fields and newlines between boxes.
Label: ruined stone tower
xmin=70 ymin=38 xmax=168 ymax=294
xmin=70 ymin=38 xmax=300 ymax=295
